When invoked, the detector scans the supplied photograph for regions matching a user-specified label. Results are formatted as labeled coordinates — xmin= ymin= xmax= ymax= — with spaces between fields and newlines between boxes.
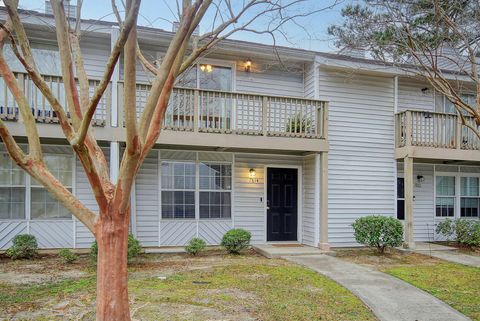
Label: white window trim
xmin=159 ymin=151 xmax=234 ymax=222
xmin=435 ymin=171 xmax=480 ymax=220
xmin=198 ymin=161 xmax=233 ymax=220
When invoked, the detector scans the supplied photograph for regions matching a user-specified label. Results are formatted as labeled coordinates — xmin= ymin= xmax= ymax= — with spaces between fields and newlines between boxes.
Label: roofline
xmin=0 ymin=6 xmax=473 ymax=77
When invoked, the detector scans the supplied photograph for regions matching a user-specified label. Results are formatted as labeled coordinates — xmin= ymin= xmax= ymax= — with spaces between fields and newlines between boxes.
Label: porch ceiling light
xmin=200 ymin=64 xmax=213 ymax=73
xmin=249 ymin=168 xmax=258 ymax=183
xmin=245 ymin=59 xmax=252 ymax=72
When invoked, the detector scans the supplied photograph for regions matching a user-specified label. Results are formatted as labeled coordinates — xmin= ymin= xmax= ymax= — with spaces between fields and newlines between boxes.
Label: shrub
xmin=58 ymin=248 xmax=78 ymax=263
xmin=352 ymin=216 xmax=403 ymax=253
xmin=185 ymin=237 xmax=207 ymax=256
xmin=221 ymin=229 xmax=251 ymax=254
xmin=6 ymin=234 xmax=38 ymax=259
xmin=90 ymin=234 xmax=142 ymax=263
xmin=436 ymin=219 xmax=480 ymax=247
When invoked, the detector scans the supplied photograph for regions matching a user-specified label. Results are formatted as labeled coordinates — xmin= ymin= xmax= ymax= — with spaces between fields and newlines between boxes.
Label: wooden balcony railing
xmin=119 ymin=82 xmax=328 ymax=139
xmin=395 ymin=110 xmax=480 ymax=150
xmin=0 ymin=72 xmax=109 ymax=126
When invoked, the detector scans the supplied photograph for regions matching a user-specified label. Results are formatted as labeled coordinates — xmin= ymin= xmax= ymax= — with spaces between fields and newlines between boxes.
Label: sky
xmin=6 ymin=0 xmax=345 ymax=53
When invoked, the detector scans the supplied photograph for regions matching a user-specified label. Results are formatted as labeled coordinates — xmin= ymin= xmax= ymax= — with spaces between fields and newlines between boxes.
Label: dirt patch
xmin=334 ymin=248 xmax=442 ymax=269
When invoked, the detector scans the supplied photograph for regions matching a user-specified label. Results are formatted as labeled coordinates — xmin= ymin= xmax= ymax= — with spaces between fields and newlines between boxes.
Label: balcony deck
xmin=0 ymin=74 xmax=328 ymax=153
xmin=395 ymin=110 xmax=480 ymax=162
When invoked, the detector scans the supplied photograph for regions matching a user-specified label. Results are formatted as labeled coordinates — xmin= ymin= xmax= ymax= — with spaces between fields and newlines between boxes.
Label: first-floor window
xmin=436 ymin=176 xmax=455 ymax=217
xmin=161 ymin=161 xmax=196 ymax=219
xmin=0 ymin=153 xmax=25 ymax=219
xmin=160 ymin=160 xmax=232 ymax=220
xmin=31 ymin=155 xmax=73 ymax=219
xmin=396 ymin=177 xmax=405 ymax=220
xmin=461 ymin=177 xmax=479 ymax=218
xmin=199 ymin=163 xmax=232 ymax=219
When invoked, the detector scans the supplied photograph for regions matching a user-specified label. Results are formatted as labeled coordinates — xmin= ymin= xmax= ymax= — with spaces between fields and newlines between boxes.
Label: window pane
xmin=461 ymin=197 xmax=479 ymax=217
xmin=199 ymin=191 xmax=231 ymax=219
xmin=176 ymin=66 xmax=197 ymax=88
xmin=199 ymin=65 xmax=232 ymax=91
xmin=161 ymin=190 xmax=195 ymax=219
xmin=397 ymin=178 xmax=404 ymax=198
xmin=436 ymin=176 xmax=455 ymax=196
xmin=436 ymin=197 xmax=455 ymax=217
xmin=0 ymin=187 xmax=25 ymax=219
xmin=31 ymin=187 xmax=71 ymax=219
xmin=461 ymin=177 xmax=478 ymax=196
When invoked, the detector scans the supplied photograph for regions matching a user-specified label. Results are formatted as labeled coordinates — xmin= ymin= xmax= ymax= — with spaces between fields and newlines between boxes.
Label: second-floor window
xmin=177 ymin=63 xmax=233 ymax=91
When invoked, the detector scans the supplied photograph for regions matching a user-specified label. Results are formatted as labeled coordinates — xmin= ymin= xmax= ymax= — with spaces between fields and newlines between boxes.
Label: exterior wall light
xmin=249 ymin=168 xmax=258 ymax=183
xmin=200 ymin=64 xmax=213 ymax=73
xmin=245 ymin=59 xmax=252 ymax=72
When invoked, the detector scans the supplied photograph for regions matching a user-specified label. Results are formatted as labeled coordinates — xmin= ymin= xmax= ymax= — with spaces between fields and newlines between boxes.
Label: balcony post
xmin=262 ymin=96 xmax=268 ymax=136
xmin=193 ymin=89 xmax=199 ymax=132
xmin=405 ymin=110 xmax=412 ymax=146
xmin=117 ymin=82 xmax=124 ymax=127
xmin=320 ymin=102 xmax=329 ymax=139
xmin=455 ymin=114 xmax=462 ymax=149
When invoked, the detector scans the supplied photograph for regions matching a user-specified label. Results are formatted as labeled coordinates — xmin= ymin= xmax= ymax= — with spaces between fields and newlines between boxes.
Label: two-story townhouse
xmin=0 ymin=7 xmax=478 ymax=251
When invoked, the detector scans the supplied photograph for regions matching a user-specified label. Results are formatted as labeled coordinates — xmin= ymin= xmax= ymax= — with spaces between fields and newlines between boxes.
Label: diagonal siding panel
xmin=160 ymin=221 xmax=196 ymax=246
xmin=0 ymin=222 xmax=27 ymax=249
xmin=198 ymin=220 xmax=233 ymax=245
xmin=30 ymin=221 xmax=73 ymax=248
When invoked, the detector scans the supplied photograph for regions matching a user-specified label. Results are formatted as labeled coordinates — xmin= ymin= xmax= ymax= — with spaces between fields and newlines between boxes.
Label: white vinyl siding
xmin=397 ymin=78 xmax=435 ymax=112
xmin=319 ymin=69 xmax=395 ymax=246
xmin=236 ymin=66 xmax=304 ymax=97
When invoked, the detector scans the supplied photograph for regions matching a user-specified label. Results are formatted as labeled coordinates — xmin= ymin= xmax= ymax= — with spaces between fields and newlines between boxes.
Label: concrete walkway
xmin=412 ymin=242 xmax=480 ymax=268
xmin=286 ymin=255 xmax=471 ymax=321
xmin=419 ymin=250 xmax=480 ymax=268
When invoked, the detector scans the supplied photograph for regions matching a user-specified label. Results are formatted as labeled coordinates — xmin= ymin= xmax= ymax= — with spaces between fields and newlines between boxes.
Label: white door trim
xmin=263 ymin=164 xmax=303 ymax=244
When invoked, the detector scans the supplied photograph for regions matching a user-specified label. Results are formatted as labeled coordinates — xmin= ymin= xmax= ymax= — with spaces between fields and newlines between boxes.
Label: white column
xmin=319 ymin=152 xmax=329 ymax=250
xmin=313 ymin=153 xmax=321 ymax=246
xmin=110 ymin=141 xmax=120 ymax=183
xmin=404 ymin=156 xmax=415 ymax=249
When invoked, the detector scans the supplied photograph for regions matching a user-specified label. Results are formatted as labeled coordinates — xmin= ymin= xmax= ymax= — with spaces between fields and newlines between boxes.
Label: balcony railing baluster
xmin=395 ymin=110 xmax=480 ymax=150
xmin=125 ymin=82 xmax=327 ymax=140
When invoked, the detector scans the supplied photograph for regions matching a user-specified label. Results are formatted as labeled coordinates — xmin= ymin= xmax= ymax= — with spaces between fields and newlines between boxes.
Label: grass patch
xmin=0 ymin=253 xmax=377 ymax=320
xmin=385 ymin=262 xmax=480 ymax=321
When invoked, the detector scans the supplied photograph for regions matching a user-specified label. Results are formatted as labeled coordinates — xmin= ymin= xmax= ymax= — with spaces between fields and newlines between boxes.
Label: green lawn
xmin=385 ymin=262 xmax=480 ymax=321
xmin=0 ymin=252 xmax=376 ymax=320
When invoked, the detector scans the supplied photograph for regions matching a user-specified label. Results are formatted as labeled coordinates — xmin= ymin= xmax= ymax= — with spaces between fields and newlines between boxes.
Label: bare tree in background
xmin=0 ymin=0 xmax=337 ymax=320
xmin=329 ymin=0 xmax=480 ymax=138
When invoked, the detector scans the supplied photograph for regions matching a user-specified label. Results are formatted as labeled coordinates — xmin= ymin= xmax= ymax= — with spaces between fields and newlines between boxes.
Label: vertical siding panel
xmin=75 ymin=147 xmax=110 ymax=248
xmin=319 ymin=69 xmax=395 ymax=246
xmin=135 ymin=150 xmax=159 ymax=247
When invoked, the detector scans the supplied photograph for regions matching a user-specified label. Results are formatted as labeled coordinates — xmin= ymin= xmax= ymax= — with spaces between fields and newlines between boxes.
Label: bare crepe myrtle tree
xmin=329 ymin=0 xmax=480 ymax=138
xmin=0 ymin=0 xmax=337 ymax=320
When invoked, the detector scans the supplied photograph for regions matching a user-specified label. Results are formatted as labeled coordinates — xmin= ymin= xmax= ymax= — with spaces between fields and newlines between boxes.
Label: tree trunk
xmin=95 ymin=209 xmax=131 ymax=321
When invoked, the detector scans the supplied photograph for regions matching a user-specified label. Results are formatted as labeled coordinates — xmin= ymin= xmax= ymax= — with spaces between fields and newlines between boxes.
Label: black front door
xmin=267 ymin=168 xmax=298 ymax=241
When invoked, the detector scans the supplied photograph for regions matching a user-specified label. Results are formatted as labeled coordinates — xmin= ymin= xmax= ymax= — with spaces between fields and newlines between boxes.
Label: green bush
xmin=90 ymin=234 xmax=142 ymax=263
xmin=436 ymin=219 xmax=480 ymax=247
xmin=58 ymin=248 xmax=78 ymax=264
xmin=352 ymin=216 xmax=403 ymax=253
xmin=185 ymin=237 xmax=207 ymax=256
xmin=6 ymin=234 xmax=38 ymax=260
xmin=221 ymin=229 xmax=251 ymax=254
